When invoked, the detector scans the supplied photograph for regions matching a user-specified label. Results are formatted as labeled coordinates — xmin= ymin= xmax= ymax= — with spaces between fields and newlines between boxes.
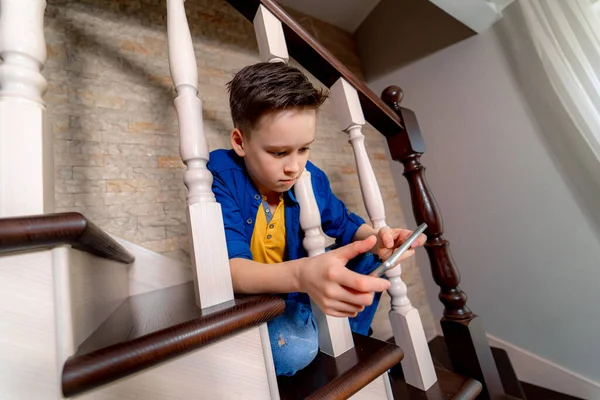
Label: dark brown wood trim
xmin=382 ymin=88 xmax=506 ymax=399
xmin=0 ymin=212 xmax=134 ymax=264
xmin=381 ymin=87 xmax=469 ymax=320
xmin=278 ymin=333 xmax=404 ymax=400
xmin=223 ymin=0 xmax=404 ymax=138
xmin=62 ymin=286 xmax=285 ymax=398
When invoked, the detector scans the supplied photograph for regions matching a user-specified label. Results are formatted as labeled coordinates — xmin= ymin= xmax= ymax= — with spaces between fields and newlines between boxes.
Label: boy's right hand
xmin=297 ymin=236 xmax=390 ymax=318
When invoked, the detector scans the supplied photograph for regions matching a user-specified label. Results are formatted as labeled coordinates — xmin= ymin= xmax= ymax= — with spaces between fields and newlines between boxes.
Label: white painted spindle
xmin=0 ymin=0 xmax=54 ymax=217
xmin=331 ymin=77 xmax=437 ymax=390
xmin=254 ymin=5 xmax=289 ymax=64
xmin=253 ymin=5 xmax=355 ymax=357
xmin=295 ymin=170 xmax=355 ymax=356
xmin=167 ymin=0 xmax=234 ymax=309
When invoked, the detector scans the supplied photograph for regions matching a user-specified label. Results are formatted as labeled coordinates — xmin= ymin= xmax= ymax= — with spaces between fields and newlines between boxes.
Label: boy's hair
xmin=226 ymin=62 xmax=328 ymax=136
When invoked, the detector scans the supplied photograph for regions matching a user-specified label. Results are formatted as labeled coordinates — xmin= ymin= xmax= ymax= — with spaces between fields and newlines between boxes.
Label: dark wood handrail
xmin=0 ymin=212 xmax=134 ymax=264
xmin=62 ymin=284 xmax=285 ymax=397
xmin=224 ymin=0 xmax=405 ymax=138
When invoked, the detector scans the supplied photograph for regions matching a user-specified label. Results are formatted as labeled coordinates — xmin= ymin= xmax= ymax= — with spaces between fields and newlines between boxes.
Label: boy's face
xmin=231 ymin=108 xmax=316 ymax=196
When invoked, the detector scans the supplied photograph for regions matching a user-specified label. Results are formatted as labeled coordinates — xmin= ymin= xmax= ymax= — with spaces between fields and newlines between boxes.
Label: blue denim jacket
xmin=207 ymin=149 xmax=365 ymax=262
xmin=208 ymin=149 xmax=381 ymax=376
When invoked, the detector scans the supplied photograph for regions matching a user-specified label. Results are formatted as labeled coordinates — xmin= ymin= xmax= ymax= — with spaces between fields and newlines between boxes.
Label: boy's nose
xmin=284 ymin=158 xmax=299 ymax=175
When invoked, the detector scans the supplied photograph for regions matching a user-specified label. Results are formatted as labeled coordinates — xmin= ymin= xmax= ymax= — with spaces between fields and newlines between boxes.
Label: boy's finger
xmin=332 ymin=236 xmax=377 ymax=261
xmin=408 ymin=233 xmax=427 ymax=248
xmin=400 ymin=249 xmax=416 ymax=260
xmin=326 ymin=309 xmax=360 ymax=318
xmin=393 ymin=229 xmax=413 ymax=246
xmin=378 ymin=227 xmax=393 ymax=248
xmin=336 ymin=268 xmax=390 ymax=293
xmin=328 ymin=285 xmax=374 ymax=307
xmin=328 ymin=300 xmax=365 ymax=314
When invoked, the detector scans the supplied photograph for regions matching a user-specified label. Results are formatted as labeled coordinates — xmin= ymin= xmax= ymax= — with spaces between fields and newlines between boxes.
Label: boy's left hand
xmin=374 ymin=227 xmax=427 ymax=262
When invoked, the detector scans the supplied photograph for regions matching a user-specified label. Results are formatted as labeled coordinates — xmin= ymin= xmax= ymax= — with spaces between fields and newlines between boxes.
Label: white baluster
xmin=254 ymin=5 xmax=354 ymax=357
xmin=167 ymin=0 xmax=233 ymax=309
xmin=331 ymin=77 xmax=437 ymax=390
xmin=254 ymin=5 xmax=289 ymax=64
xmin=295 ymin=170 xmax=354 ymax=357
xmin=386 ymin=262 xmax=437 ymax=390
xmin=0 ymin=0 xmax=54 ymax=217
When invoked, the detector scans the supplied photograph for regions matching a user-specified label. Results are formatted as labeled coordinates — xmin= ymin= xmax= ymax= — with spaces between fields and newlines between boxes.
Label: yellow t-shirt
xmin=250 ymin=195 xmax=286 ymax=264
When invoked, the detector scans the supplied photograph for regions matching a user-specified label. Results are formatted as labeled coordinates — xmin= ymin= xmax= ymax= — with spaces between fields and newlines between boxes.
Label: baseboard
xmin=487 ymin=334 xmax=600 ymax=400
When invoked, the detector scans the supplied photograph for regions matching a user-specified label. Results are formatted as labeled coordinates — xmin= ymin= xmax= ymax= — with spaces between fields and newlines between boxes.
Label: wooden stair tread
xmin=277 ymin=333 xmax=404 ymax=400
xmin=62 ymin=282 xmax=285 ymax=398
xmin=389 ymin=364 xmax=482 ymax=400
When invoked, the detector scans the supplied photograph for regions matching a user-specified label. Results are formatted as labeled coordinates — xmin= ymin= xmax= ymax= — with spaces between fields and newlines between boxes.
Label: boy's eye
xmin=299 ymin=147 xmax=310 ymax=153
xmin=270 ymin=151 xmax=287 ymax=157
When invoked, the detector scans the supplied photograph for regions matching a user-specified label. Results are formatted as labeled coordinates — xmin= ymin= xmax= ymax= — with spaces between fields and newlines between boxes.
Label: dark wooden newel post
xmin=381 ymin=86 xmax=505 ymax=400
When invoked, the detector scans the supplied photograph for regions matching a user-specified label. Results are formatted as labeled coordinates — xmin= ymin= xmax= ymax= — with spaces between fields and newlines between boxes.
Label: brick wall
xmin=45 ymin=0 xmax=436 ymax=337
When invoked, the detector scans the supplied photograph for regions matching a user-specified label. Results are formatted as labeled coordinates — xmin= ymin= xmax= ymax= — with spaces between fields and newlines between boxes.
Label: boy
xmin=207 ymin=62 xmax=425 ymax=376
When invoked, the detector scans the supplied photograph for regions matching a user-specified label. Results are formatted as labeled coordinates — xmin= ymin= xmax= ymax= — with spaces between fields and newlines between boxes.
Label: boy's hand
xmin=297 ymin=236 xmax=391 ymax=318
xmin=374 ymin=227 xmax=427 ymax=262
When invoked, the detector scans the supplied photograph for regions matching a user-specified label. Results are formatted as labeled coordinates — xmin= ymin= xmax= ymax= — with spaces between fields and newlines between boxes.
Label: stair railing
xmin=225 ymin=0 xmax=507 ymax=397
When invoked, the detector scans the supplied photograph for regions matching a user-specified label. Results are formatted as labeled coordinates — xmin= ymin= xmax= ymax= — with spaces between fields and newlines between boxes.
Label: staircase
xmin=0 ymin=0 xmax=551 ymax=399
xmin=0 ymin=212 xmax=478 ymax=399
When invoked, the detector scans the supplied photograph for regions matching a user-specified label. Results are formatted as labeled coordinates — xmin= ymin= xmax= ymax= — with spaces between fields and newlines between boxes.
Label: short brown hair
xmin=226 ymin=62 xmax=328 ymax=135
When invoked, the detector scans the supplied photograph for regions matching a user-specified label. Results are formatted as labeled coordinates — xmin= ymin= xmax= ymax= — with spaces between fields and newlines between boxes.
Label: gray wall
xmin=364 ymin=9 xmax=600 ymax=383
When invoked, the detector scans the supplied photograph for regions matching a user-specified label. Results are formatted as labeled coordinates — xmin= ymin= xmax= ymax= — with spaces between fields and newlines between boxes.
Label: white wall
xmin=366 ymin=13 xmax=600 ymax=387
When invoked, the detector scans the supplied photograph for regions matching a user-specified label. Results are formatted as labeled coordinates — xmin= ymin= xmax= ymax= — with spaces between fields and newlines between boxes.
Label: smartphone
xmin=368 ymin=223 xmax=428 ymax=277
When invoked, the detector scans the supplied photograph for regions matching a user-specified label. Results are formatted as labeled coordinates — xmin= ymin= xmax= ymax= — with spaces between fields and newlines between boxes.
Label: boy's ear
xmin=230 ymin=128 xmax=246 ymax=157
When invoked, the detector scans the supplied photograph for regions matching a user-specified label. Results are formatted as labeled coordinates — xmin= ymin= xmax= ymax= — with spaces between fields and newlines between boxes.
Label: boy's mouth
xmin=280 ymin=178 xmax=296 ymax=185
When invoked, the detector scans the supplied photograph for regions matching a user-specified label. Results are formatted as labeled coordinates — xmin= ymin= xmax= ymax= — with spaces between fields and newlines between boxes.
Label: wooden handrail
xmin=0 ymin=212 xmax=134 ymax=264
xmin=224 ymin=0 xmax=404 ymax=138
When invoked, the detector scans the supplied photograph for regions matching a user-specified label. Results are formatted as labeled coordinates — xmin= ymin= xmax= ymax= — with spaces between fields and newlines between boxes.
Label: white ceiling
xmin=276 ymin=0 xmax=382 ymax=33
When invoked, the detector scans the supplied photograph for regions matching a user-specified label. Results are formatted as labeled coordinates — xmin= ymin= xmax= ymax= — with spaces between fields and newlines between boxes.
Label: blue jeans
xmin=267 ymin=252 xmax=382 ymax=376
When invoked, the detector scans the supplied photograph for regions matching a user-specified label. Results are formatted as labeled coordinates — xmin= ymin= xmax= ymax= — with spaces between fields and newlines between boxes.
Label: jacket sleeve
xmin=316 ymin=170 xmax=366 ymax=246
xmin=211 ymin=172 xmax=253 ymax=260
